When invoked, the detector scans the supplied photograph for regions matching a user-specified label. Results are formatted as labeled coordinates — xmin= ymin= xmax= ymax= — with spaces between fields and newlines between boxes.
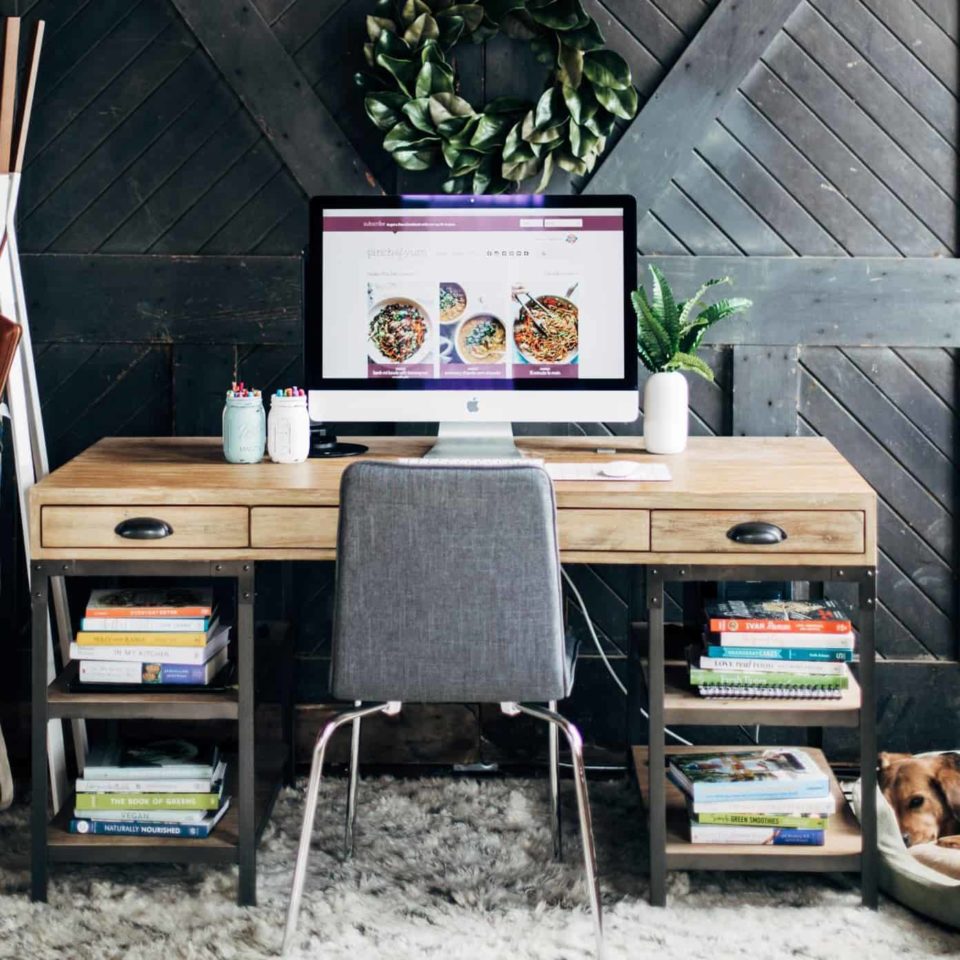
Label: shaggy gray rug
xmin=0 ymin=775 xmax=957 ymax=960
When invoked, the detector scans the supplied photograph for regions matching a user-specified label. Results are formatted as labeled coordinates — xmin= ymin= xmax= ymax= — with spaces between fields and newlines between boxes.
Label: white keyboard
xmin=396 ymin=457 xmax=545 ymax=467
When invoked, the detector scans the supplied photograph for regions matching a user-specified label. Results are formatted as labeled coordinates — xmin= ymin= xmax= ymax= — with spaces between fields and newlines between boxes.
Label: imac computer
xmin=304 ymin=194 xmax=637 ymax=458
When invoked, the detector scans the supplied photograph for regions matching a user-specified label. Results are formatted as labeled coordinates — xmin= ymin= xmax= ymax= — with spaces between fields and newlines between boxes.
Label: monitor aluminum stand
xmin=424 ymin=422 xmax=523 ymax=459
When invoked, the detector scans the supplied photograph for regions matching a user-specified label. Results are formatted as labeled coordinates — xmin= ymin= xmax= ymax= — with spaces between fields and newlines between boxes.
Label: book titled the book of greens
xmin=668 ymin=749 xmax=829 ymax=802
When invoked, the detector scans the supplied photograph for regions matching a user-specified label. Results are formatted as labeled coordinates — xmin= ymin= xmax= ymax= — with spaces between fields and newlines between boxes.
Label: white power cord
xmin=561 ymin=567 xmax=694 ymax=747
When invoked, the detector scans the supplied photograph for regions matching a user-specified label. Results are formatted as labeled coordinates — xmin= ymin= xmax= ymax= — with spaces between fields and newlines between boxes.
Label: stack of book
xmin=72 ymin=588 xmax=229 ymax=686
xmin=69 ymin=739 xmax=230 ymax=838
xmin=689 ymin=599 xmax=855 ymax=700
xmin=669 ymin=749 xmax=835 ymax=846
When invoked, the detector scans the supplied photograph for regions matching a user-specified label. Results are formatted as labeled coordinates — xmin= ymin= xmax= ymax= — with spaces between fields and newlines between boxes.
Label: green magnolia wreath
xmin=355 ymin=0 xmax=638 ymax=194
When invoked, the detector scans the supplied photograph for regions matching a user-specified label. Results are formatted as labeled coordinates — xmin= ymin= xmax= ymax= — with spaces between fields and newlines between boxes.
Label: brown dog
xmin=879 ymin=752 xmax=960 ymax=848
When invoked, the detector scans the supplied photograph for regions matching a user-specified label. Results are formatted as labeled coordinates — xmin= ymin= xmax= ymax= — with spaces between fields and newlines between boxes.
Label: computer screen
xmin=307 ymin=196 xmax=635 ymax=394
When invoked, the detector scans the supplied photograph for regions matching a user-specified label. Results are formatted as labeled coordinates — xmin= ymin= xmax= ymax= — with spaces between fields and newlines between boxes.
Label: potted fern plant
xmin=633 ymin=266 xmax=751 ymax=453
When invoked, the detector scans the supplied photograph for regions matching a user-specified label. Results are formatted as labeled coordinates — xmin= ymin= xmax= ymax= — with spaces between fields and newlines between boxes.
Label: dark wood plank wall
xmin=1 ymin=0 xmax=957 ymax=765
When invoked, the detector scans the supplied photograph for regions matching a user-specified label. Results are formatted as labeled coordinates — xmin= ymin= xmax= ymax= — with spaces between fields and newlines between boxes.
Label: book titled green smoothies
xmin=691 ymin=812 xmax=828 ymax=829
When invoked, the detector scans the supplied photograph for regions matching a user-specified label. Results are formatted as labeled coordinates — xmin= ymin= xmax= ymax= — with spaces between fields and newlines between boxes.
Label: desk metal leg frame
xmin=237 ymin=563 xmax=256 ymax=906
xmin=642 ymin=565 xmax=878 ymax=910
xmin=30 ymin=560 xmax=261 ymax=907
xmin=30 ymin=567 xmax=49 ymax=902
xmin=645 ymin=567 xmax=667 ymax=908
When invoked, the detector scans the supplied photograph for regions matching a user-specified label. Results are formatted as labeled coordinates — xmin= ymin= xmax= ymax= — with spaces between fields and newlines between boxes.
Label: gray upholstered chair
xmin=282 ymin=461 xmax=602 ymax=956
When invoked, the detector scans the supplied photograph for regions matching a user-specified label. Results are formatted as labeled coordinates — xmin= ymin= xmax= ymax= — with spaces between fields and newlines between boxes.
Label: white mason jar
xmin=267 ymin=394 xmax=310 ymax=463
xmin=643 ymin=371 xmax=688 ymax=454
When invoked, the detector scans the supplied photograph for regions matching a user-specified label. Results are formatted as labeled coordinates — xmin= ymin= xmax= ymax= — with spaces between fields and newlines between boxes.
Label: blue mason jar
xmin=222 ymin=396 xmax=266 ymax=463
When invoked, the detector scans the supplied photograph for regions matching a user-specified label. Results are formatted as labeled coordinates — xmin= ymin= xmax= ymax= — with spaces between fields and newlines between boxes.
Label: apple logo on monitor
xmin=466 ymin=397 xmax=479 ymax=414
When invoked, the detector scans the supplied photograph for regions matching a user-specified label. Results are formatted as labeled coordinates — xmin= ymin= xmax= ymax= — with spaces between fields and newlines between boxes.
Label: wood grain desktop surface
xmin=29 ymin=436 xmax=877 ymax=565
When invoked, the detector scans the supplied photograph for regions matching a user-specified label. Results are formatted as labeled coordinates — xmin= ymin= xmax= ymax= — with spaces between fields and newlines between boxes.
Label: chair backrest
xmin=331 ymin=461 xmax=569 ymax=703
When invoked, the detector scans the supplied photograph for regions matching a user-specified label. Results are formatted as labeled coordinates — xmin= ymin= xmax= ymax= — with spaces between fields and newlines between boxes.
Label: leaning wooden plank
xmin=3 ymin=171 xmax=84 ymax=805
xmin=584 ymin=0 xmax=802 ymax=229
xmin=0 ymin=17 xmax=19 ymax=174
xmin=12 ymin=20 xmax=44 ymax=174
xmin=3 ymin=283 xmax=69 ymax=813
xmin=169 ymin=0 xmax=381 ymax=197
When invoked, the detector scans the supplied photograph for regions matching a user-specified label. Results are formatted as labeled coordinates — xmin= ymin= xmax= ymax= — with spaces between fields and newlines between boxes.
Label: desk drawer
xmin=650 ymin=510 xmax=865 ymax=554
xmin=558 ymin=509 xmax=650 ymax=552
xmin=250 ymin=507 xmax=339 ymax=548
xmin=249 ymin=507 xmax=650 ymax=552
xmin=41 ymin=506 xmax=249 ymax=548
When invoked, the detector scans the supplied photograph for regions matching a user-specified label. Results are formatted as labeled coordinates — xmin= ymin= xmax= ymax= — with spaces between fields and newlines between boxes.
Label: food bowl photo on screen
xmin=513 ymin=294 xmax=579 ymax=365
xmin=439 ymin=282 xmax=468 ymax=325
xmin=368 ymin=297 xmax=433 ymax=365
xmin=455 ymin=313 xmax=507 ymax=364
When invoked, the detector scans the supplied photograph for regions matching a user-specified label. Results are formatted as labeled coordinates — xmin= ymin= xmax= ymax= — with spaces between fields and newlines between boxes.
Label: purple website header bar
xmin=324 ymin=214 xmax=623 ymax=233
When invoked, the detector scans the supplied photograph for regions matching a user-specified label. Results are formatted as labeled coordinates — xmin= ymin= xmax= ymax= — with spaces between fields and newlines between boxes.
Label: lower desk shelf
xmin=633 ymin=745 xmax=862 ymax=872
xmin=48 ymin=662 xmax=239 ymax=721
xmin=47 ymin=751 xmax=285 ymax=865
xmin=651 ymin=662 xmax=861 ymax=728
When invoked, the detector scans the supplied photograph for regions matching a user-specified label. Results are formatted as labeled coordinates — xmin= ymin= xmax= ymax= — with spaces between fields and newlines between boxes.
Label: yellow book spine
xmin=75 ymin=632 xmax=208 ymax=647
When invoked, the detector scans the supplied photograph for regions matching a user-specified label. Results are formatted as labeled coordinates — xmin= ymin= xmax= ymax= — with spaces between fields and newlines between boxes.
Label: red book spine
xmin=708 ymin=618 xmax=853 ymax=634
xmin=84 ymin=607 xmax=212 ymax=619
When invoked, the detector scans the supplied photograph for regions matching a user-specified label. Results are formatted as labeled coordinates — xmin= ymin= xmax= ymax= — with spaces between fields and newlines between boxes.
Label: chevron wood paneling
xmin=18 ymin=0 xmax=307 ymax=256
xmin=636 ymin=0 xmax=958 ymax=258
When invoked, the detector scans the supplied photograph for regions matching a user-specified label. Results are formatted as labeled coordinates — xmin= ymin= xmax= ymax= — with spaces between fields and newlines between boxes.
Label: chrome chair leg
xmin=282 ymin=701 xmax=400 ymax=957
xmin=504 ymin=702 xmax=603 ymax=959
xmin=548 ymin=699 xmax=562 ymax=861
xmin=344 ymin=702 xmax=362 ymax=858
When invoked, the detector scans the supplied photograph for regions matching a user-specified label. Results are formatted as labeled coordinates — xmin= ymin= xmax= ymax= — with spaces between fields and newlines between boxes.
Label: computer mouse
xmin=600 ymin=460 xmax=640 ymax=478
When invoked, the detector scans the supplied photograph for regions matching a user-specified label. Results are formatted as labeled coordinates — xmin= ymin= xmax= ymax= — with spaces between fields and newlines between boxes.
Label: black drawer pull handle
xmin=726 ymin=521 xmax=787 ymax=545
xmin=114 ymin=517 xmax=173 ymax=540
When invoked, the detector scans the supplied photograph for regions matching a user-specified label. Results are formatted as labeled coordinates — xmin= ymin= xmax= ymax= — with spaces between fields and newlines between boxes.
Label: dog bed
xmin=853 ymin=751 xmax=960 ymax=928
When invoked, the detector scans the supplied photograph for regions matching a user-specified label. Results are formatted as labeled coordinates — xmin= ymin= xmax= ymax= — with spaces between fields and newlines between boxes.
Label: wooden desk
xmin=30 ymin=435 xmax=875 ymax=565
xmin=28 ymin=435 xmax=878 ymax=908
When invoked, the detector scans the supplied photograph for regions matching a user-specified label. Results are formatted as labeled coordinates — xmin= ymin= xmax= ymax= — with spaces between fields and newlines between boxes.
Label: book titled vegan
xmin=706 ymin=599 xmax=851 ymax=634
xmin=76 ymin=808 xmax=210 ymax=824
xmin=668 ymin=749 xmax=829 ymax=803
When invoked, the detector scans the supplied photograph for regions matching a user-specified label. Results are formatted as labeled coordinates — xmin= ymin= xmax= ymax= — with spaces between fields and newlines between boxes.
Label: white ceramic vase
xmin=643 ymin=371 xmax=688 ymax=454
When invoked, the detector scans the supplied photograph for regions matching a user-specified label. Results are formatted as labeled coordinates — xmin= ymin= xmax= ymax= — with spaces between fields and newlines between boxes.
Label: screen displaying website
xmin=320 ymin=206 xmax=625 ymax=383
